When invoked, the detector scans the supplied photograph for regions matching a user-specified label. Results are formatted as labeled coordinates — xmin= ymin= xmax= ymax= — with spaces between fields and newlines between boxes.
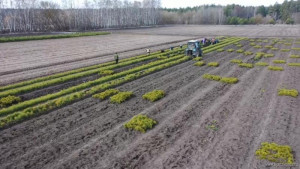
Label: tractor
xmin=185 ymin=40 xmax=202 ymax=57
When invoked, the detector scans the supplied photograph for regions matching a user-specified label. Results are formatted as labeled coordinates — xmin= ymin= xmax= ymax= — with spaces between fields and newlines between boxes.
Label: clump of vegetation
xmin=227 ymin=49 xmax=235 ymax=52
xmin=236 ymin=49 xmax=244 ymax=53
xmin=99 ymin=70 xmax=114 ymax=76
xmin=271 ymin=47 xmax=279 ymax=50
xmin=194 ymin=61 xmax=206 ymax=67
xmin=268 ymin=66 xmax=284 ymax=71
xmin=250 ymin=42 xmax=256 ymax=46
xmin=124 ymin=114 xmax=157 ymax=133
xmin=244 ymin=51 xmax=253 ymax=56
xmin=255 ymin=142 xmax=294 ymax=164
xmin=281 ymin=49 xmax=291 ymax=52
xmin=193 ymin=57 xmax=202 ymax=61
xmin=273 ymin=60 xmax=286 ymax=64
xmin=110 ymin=91 xmax=133 ymax=104
xmin=202 ymin=74 xmax=221 ymax=81
xmin=284 ymin=43 xmax=292 ymax=46
xmin=142 ymin=90 xmax=165 ymax=102
xmin=202 ymin=74 xmax=238 ymax=84
xmin=236 ymin=44 xmax=243 ymax=47
xmin=290 ymin=54 xmax=300 ymax=58
xmin=239 ymin=63 xmax=253 ymax=68
xmin=291 ymin=48 xmax=300 ymax=51
xmin=0 ymin=95 xmax=21 ymax=108
xmin=217 ymin=48 xmax=224 ymax=52
xmin=254 ymin=52 xmax=265 ymax=60
xmin=264 ymin=53 xmax=275 ymax=58
xmin=230 ymin=59 xmax=243 ymax=64
xmin=206 ymin=120 xmax=219 ymax=131
xmin=278 ymin=88 xmax=298 ymax=97
xmin=254 ymin=45 xmax=262 ymax=49
xmin=0 ymin=56 xmax=191 ymax=128
xmin=256 ymin=39 xmax=263 ymax=42
xmin=288 ymin=63 xmax=300 ymax=67
xmin=255 ymin=62 xmax=269 ymax=66
xmin=265 ymin=45 xmax=273 ymax=49
xmin=262 ymin=40 xmax=269 ymax=43
xmin=92 ymin=89 xmax=119 ymax=100
xmin=249 ymin=39 xmax=255 ymax=42
xmin=220 ymin=77 xmax=239 ymax=84
xmin=208 ymin=62 xmax=219 ymax=67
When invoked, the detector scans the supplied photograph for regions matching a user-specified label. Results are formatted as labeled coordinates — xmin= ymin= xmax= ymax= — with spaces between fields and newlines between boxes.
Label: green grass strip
xmin=288 ymin=63 xmax=300 ymax=67
xmin=0 ymin=37 xmax=242 ymax=116
xmin=239 ymin=63 xmax=253 ymax=68
xmin=0 ymin=37 xmax=235 ymax=93
xmin=230 ymin=59 xmax=243 ymax=64
xmin=278 ymin=88 xmax=298 ymax=97
xmin=255 ymin=62 xmax=269 ymax=66
xmin=0 ymin=32 xmax=110 ymax=43
xmin=268 ymin=66 xmax=284 ymax=71
xmin=273 ymin=60 xmax=286 ymax=64
xmin=0 ymin=37 xmax=239 ymax=95
xmin=0 ymin=56 xmax=190 ymax=128
xmin=290 ymin=55 xmax=300 ymax=58
xmin=0 ymin=48 xmax=175 ymax=92
xmin=0 ymin=55 xmax=186 ymax=117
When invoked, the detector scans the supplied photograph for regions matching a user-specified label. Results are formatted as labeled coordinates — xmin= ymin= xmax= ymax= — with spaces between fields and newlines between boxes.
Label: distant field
xmin=115 ymin=25 xmax=300 ymax=37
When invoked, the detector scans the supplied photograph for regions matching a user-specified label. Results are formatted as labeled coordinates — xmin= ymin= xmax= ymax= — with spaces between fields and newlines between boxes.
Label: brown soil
xmin=0 ymin=27 xmax=299 ymax=169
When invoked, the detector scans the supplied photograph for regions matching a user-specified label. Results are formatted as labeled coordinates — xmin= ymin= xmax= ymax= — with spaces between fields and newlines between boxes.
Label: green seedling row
xmin=0 ymin=56 xmax=190 ymax=128
xmin=0 ymin=37 xmax=238 ymax=95
xmin=0 ymin=49 xmax=183 ymax=98
xmin=0 ymin=32 xmax=111 ymax=43
xmin=0 ymin=55 xmax=185 ymax=117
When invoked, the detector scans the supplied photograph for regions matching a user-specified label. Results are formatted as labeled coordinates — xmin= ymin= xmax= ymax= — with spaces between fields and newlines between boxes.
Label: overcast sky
xmin=37 ymin=0 xmax=286 ymax=8
xmin=161 ymin=0 xmax=285 ymax=8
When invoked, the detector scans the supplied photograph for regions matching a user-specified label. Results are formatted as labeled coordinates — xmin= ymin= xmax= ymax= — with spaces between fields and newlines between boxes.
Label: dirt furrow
xmin=0 ymin=44 xmax=242 ymax=168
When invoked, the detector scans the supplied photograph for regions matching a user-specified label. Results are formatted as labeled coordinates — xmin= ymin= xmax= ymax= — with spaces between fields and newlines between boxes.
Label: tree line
xmin=0 ymin=0 xmax=161 ymax=33
xmin=161 ymin=0 xmax=300 ymax=25
xmin=0 ymin=0 xmax=299 ymax=33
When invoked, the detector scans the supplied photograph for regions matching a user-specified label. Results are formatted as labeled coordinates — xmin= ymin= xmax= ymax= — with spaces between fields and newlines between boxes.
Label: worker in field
xmin=180 ymin=45 xmax=183 ymax=49
xmin=146 ymin=48 xmax=150 ymax=55
xmin=211 ymin=38 xmax=215 ymax=44
xmin=114 ymin=53 xmax=119 ymax=64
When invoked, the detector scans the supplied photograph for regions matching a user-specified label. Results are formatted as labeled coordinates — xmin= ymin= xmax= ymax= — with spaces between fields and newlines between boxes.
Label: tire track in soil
xmin=190 ymin=41 xmax=293 ymax=169
xmin=245 ymin=41 xmax=300 ymax=169
xmin=93 ymin=40 xmax=276 ymax=168
xmin=99 ymin=63 xmax=252 ymax=169
xmin=0 ymin=42 xmax=243 ymax=145
xmin=142 ymin=58 xmax=270 ymax=168
xmin=193 ymin=41 xmax=292 ymax=169
xmin=0 ymin=41 xmax=247 ymax=169
xmin=0 ymin=44 xmax=242 ymax=168
xmin=18 ymin=59 xmax=157 ymax=101
xmin=52 ymin=44 xmax=258 ymax=167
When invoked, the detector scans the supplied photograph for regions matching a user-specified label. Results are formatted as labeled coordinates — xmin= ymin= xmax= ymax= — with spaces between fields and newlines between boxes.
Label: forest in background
xmin=161 ymin=0 xmax=300 ymax=25
xmin=0 ymin=0 xmax=161 ymax=33
xmin=0 ymin=0 xmax=299 ymax=33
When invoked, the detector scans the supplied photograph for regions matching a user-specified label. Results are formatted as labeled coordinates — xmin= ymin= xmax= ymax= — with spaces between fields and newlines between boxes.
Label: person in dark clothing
xmin=114 ymin=53 xmax=119 ymax=64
